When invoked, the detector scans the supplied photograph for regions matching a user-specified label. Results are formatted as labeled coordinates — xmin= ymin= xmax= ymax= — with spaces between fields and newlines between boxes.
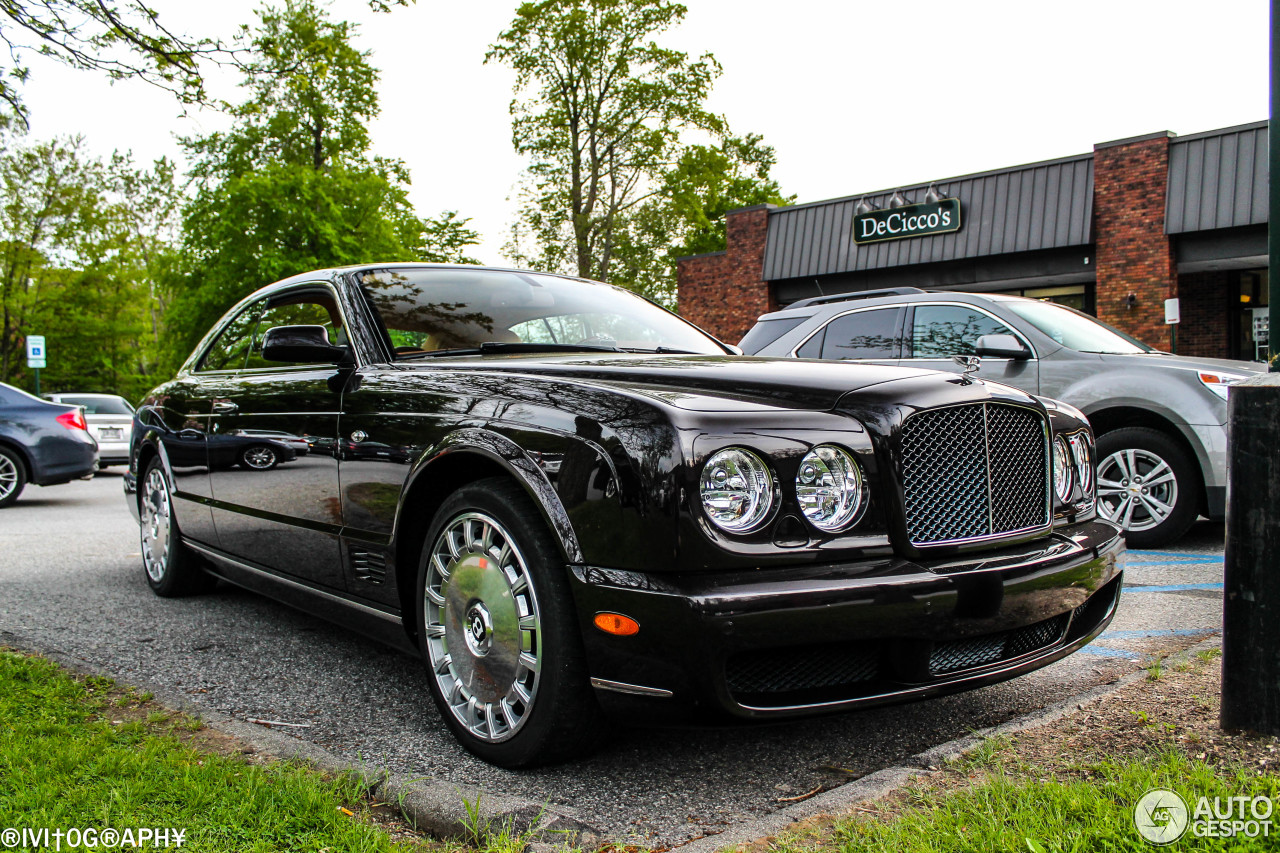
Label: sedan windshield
xmin=56 ymin=395 xmax=133 ymax=415
xmin=357 ymin=267 xmax=726 ymax=358
xmin=1004 ymin=300 xmax=1152 ymax=354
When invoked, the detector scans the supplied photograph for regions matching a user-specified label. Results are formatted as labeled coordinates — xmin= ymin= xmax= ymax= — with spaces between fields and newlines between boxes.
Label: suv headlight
xmin=700 ymin=448 xmax=775 ymax=532
xmin=1052 ymin=435 xmax=1074 ymax=503
xmin=796 ymin=445 xmax=866 ymax=532
xmin=1198 ymin=371 xmax=1248 ymax=401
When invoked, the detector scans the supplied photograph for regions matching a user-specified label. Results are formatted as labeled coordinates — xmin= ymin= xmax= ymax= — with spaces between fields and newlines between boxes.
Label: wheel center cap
xmin=464 ymin=602 xmax=493 ymax=656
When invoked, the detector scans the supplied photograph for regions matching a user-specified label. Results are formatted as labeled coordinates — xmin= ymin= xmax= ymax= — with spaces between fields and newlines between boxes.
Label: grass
xmin=0 ymin=649 xmax=421 ymax=852
xmin=776 ymin=749 xmax=1280 ymax=853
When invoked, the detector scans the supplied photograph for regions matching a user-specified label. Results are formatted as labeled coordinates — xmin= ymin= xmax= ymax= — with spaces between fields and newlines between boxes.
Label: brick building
xmin=677 ymin=121 xmax=1269 ymax=362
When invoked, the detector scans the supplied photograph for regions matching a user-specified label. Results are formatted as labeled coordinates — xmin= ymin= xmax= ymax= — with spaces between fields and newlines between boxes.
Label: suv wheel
xmin=416 ymin=477 xmax=605 ymax=767
xmin=1095 ymin=427 xmax=1199 ymax=548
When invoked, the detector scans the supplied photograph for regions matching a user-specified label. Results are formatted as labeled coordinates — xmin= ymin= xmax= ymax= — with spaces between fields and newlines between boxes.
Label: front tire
xmin=1095 ymin=427 xmax=1199 ymax=548
xmin=239 ymin=445 xmax=278 ymax=470
xmin=0 ymin=447 xmax=27 ymax=507
xmin=416 ymin=477 xmax=605 ymax=767
xmin=139 ymin=458 xmax=216 ymax=597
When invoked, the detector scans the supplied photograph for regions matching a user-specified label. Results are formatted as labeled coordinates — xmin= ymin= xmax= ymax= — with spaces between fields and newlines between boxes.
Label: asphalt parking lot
xmin=0 ymin=472 xmax=1226 ymax=847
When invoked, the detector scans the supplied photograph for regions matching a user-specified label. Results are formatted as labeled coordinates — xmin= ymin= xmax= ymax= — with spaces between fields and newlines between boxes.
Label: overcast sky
xmin=18 ymin=0 xmax=1269 ymax=264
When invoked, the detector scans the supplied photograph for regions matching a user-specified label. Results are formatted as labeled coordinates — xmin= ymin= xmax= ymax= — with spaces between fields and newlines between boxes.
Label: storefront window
xmin=1235 ymin=270 xmax=1269 ymax=362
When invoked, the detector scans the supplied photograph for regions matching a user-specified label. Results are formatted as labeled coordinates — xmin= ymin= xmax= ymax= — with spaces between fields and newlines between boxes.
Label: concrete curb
xmin=671 ymin=634 xmax=1224 ymax=853
xmin=0 ymin=631 xmax=602 ymax=844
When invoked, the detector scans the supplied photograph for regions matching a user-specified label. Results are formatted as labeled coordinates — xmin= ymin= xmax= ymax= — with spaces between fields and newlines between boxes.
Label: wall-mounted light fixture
xmin=855 ymin=198 xmax=878 ymax=215
xmin=923 ymin=184 xmax=945 ymax=204
xmin=888 ymin=190 xmax=912 ymax=209
xmin=1125 ymin=292 xmax=1138 ymax=310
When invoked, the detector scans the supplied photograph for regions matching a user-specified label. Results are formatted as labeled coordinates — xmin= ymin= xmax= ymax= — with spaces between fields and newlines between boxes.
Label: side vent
xmin=350 ymin=547 xmax=388 ymax=585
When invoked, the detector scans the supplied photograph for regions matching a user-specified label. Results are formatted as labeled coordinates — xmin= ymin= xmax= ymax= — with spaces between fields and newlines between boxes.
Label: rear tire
xmin=416 ymin=477 xmax=606 ymax=767
xmin=239 ymin=445 xmax=279 ymax=470
xmin=0 ymin=447 xmax=26 ymax=507
xmin=1095 ymin=427 xmax=1199 ymax=549
xmin=139 ymin=458 xmax=216 ymax=597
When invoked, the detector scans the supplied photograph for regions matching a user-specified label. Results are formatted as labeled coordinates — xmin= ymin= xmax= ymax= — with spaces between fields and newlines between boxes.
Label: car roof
xmin=763 ymin=288 xmax=1005 ymax=320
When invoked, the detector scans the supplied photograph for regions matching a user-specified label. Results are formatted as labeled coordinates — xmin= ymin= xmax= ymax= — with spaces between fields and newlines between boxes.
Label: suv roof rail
xmin=786 ymin=287 xmax=926 ymax=309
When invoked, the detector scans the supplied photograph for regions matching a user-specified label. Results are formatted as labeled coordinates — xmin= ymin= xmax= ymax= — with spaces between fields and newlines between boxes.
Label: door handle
xmin=211 ymin=400 xmax=238 ymax=414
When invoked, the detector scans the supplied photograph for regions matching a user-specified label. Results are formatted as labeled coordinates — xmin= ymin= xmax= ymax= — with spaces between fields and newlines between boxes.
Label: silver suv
xmin=741 ymin=287 xmax=1261 ymax=547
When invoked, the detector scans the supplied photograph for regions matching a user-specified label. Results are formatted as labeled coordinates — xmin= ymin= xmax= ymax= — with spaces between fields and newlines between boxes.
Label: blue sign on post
xmin=26 ymin=335 xmax=46 ymax=369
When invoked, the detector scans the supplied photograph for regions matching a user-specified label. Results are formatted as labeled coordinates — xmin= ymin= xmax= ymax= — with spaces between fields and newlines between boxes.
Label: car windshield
xmin=55 ymin=395 xmax=133 ymax=415
xmin=1004 ymin=300 xmax=1152 ymax=354
xmin=356 ymin=267 xmax=726 ymax=358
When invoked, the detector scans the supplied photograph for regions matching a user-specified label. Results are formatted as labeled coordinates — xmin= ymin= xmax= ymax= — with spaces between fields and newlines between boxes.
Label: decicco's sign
xmin=853 ymin=198 xmax=962 ymax=244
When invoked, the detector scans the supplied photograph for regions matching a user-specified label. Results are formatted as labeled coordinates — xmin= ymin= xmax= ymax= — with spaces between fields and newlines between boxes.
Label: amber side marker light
xmin=593 ymin=612 xmax=640 ymax=636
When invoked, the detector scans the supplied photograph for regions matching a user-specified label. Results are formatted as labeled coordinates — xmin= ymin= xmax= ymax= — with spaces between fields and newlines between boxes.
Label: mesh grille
xmin=726 ymin=644 xmax=879 ymax=695
xmin=929 ymin=614 xmax=1069 ymax=676
xmin=901 ymin=403 xmax=1048 ymax=545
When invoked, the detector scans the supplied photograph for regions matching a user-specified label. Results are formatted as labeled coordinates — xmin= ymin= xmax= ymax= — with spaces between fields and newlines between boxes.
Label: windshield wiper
xmin=399 ymin=342 xmax=623 ymax=359
xmin=618 ymin=346 xmax=699 ymax=354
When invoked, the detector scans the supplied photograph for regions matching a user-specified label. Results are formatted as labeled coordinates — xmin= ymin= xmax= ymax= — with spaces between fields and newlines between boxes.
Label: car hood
xmin=1096 ymin=352 xmax=1262 ymax=376
xmin=399 ymin=353 xmax=946 ymax=412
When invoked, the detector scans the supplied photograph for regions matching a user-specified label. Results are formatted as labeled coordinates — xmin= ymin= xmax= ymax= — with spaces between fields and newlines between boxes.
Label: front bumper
xmin=569 ymin=519 xmax=1124 ymax=724
xmin=123 ymin=470 xmax=139 ymax=523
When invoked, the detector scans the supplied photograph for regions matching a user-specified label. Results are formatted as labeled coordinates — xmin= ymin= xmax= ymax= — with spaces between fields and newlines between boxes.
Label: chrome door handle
xmin=211 ymin=400 xmax=238 ymax=413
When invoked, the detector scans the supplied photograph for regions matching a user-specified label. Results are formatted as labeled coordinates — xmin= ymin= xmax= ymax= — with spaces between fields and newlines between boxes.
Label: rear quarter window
xmin=738 ymin=316 xmax=807 ymax=353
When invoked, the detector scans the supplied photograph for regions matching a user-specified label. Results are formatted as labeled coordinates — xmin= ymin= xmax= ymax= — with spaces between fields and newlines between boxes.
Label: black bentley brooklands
xmin=125 ymin=264 xmax=1123 ymax=767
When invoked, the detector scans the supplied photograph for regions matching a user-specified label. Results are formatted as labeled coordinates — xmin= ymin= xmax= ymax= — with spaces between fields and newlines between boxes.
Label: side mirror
xmin=974 ymin=333 xmax=1031 ymax=360
xmin=261 ymin=325 xmax=350 ymax=365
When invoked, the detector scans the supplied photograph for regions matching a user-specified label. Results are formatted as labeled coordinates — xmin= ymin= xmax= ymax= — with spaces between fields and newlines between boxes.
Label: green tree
xmin=0 ymin=134 xmax=181 ymax=398
xmin=487 ymin=0 xmax=723 ymax=283
xmin=168 ymin=0 xmax=476 ymax=367
xmin=608 ymin=134 xmax=793 ymax=306
xmin=0 ymin=0 xmax=413 ymax=125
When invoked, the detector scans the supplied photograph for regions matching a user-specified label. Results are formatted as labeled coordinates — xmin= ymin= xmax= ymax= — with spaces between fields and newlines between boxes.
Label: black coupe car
xmin=125 ymin=264 xmax=1123 ymax=767
xmin=0 ymin=380 xmax=97 ymax=506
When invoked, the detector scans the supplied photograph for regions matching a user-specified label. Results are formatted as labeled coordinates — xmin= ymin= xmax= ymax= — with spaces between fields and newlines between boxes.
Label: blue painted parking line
xmin=1125 ymin=551 xmax=1223 ymax=558
xmin=1122 ymin=583 xmax=1223 ymax=594
xmin=1079 ymin=646 xmax=1140 ymax=659
xmin=1124 ymin=559 xmax=1222 ymax=566
xmin=1098 ymin=628 xmax=1218 ymax=640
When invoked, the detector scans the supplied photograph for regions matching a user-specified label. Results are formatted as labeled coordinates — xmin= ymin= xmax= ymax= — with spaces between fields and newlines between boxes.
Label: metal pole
xmin=33 ymin=367 xmax=39 ymax=397
xmin=1220 ymin=0 xmax=1280 ymax=735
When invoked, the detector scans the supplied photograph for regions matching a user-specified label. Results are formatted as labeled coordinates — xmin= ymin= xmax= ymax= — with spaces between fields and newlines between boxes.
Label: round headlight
xmin=796 ymin=445 xmax=866 ymax=532
xmin=700 ymin=448 xmax=775 ymax=533
xmin=1053 ymin=435 xmax=1074 ymax=503
xmin=1068 ymin=433 xmax=1095 ymax=501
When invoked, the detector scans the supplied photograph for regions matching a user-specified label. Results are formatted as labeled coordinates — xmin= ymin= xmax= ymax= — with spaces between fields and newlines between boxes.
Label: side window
xmin=243 ymin=291 xmax=343 ymax=370
xmin=910 ymin=305 xmax=1016 ymax=358
xmin=819 ymin=308 xmax=901 ymax=360
xmin=198 ymin=301 xmax=264 ymax=372
xmin=796 ymin=325 xmax=825 ymax=358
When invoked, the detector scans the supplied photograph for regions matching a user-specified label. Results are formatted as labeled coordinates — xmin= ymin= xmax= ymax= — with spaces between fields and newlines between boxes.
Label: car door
xmin=206 ymin=285 xmax=348 ymax=590
xmin=793 ymin=306 xmax=904 ymax=364
xmin=902 ymin=303 xmax=1039 ymax=392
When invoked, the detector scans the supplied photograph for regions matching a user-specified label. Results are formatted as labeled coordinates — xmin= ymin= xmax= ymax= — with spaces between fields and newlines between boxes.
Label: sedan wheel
xmin=240 ymin=445 xmax=278 ymax=470
xmin=1095 ymin=427 xmax=1198 ymax=548
xmin=139 ymin=459 xmax=216 ymax=597
xmin=0 ymin=447 xmax=27 ymax=508
xmin=417 ymin=477 xmax=604 ymax=767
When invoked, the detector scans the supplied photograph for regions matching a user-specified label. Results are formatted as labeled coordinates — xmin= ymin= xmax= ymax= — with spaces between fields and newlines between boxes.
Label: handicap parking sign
xmin=26 ymin=335 xmax=45 ymax=369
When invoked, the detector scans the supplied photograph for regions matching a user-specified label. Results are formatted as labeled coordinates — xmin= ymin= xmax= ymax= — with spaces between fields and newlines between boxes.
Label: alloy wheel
xmin=423 ymin=512 xmax=542 ymax=743
xmin=1096 ymin=448 xmax=1178 ymax=532
xmin=140 ymin=466 xmax=172 ymax=582
xmin=0 ymin=453 xmax=17 ymax=502
xmin=242 ymin=446 xmax=277 ymax=470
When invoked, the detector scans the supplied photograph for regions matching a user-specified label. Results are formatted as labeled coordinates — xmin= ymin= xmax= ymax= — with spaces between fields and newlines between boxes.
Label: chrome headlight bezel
xmin=1067 ymin=432 xmax=1095 ymax=505
xmin=795 ymin=444 xmax=867 ymax=533
xmin=699 ymin=447 xmax=777 ymax=533
xmin=1052 ymin=435 xmax=1074 ymax=504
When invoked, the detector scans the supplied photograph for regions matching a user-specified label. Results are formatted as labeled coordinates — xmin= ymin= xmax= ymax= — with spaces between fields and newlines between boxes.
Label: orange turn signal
xmin=593 ymin=612 xmax=640 ymax=636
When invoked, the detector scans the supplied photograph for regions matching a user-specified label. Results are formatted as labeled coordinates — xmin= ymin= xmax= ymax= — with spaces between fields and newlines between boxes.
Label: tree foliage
xmin=488 ymin=0 xmax=723 ymax=283
xmin=168 ymin=0 xmax=477 ymax=367
xmin=0 ymin=133 xmax=181 ymax=399
xmin=0 ymin=0 xmax=413 ymax=126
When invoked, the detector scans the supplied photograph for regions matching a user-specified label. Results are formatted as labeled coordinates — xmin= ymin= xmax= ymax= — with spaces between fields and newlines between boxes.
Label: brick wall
xmin=1093 ymin=134 xmax=1178 ymax=349
xmin=676 ymin=205 xmax=774 ymax=345
xmin=1176 ymin=271 xmax=1231 ymax=358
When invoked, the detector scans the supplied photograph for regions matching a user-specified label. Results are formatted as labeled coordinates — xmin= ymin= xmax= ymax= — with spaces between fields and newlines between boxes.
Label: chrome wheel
xmin=1097 ymin=448 xmax=1178 ymax=532
xmin=0 ymin=452 xmax=18 ymax=503
xmin=140 ymin=465 xmax=173 ymax=583
xmin=241 ymin=446 xmax=277 ymax=470
xmin=423 ymin=512 xmax=542 ymax=744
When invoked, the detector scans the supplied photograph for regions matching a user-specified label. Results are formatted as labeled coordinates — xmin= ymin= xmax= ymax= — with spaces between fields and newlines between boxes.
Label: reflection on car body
xmin=124 ymin=264 xmax=1124 ymax=768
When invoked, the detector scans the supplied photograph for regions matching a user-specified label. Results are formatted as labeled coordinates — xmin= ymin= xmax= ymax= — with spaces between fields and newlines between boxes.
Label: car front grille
xmin=900 ymin=402 xmax=1049 ymax=546
xmin=929 ymin=613 xmax=1070 ymax=675
xmin=726 ymin=643 xmax=879 ymax=696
